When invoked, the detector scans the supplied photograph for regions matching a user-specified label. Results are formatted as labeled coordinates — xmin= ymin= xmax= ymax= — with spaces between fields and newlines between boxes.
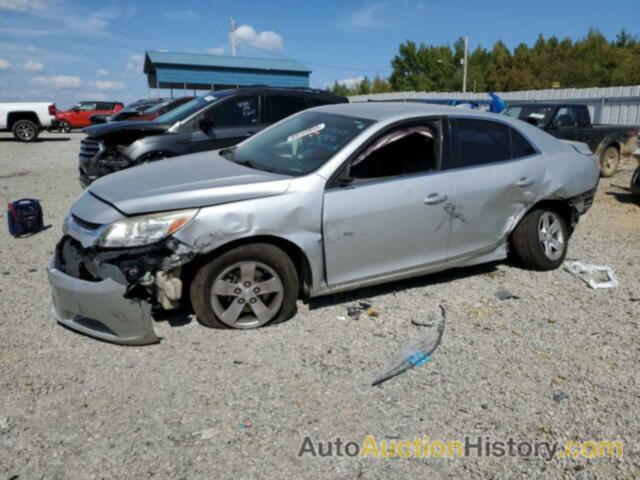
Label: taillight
xmin=48 ymin=104 xmax=56 ymax=115
xmin=626 ymin=129 xmax=637 ymax=137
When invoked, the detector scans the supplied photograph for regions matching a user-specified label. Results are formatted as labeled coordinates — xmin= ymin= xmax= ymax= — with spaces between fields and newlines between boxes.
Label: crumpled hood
xmin=83 ymin=120 xmax=170 ymax=138
xmin=88 ymin=150 xmax=292 ymax=215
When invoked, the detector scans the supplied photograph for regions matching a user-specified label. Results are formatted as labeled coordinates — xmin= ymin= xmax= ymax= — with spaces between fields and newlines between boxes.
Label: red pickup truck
xmin=55 ymin=101 xmax=123 ymax=131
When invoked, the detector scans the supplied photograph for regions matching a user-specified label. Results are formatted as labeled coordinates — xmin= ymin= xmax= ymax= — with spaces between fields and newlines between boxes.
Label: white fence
xmin=349 ymin=85 xmax=640 ymax=126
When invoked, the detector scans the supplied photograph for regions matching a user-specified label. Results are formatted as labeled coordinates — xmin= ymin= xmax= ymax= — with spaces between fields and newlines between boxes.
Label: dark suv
xmin=79 ymin=87 xmax=348 ymax=186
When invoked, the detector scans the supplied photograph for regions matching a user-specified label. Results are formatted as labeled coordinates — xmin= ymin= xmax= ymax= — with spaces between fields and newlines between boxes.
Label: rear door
xmin=188 ymin=94 xmax=261 ymax=153
xmin=322 ymin=118 xmax=453 ymax=286
xmin=71 ymin=102 xmax=96 ymax=127
xmin=445 ymin=118 xmax=544 ymax=262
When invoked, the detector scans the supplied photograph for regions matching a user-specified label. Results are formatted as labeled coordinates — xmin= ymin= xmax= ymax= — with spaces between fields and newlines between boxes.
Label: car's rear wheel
xmin=600 ymin=145 xmax=620 ymax=178
xmin=511 ymin=208 xmax=568 ymax=270
xmin=12 ymin=120 xmax=39 ymax=142
xmin=190 ymin=244 xmax=298 ymax=329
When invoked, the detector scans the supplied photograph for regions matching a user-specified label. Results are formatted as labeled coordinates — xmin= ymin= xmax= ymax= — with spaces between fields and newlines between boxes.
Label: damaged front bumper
xmin=79 ymin=140 xmax=133 ymax=187
xmin=48 ymin=235 xmax=195 ymax=345
xmin=48 ymin=257 xmax=158 ymax=345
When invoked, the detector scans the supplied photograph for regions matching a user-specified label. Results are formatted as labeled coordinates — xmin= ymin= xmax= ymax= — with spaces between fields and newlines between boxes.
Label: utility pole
xmin=230 ymin=18 xmax=237 ymax=57
xmin=462 ymin=36 xmax=468 ymax=93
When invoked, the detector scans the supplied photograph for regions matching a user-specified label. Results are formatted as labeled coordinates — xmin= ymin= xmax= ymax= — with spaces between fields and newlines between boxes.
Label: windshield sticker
xmin=287 ymin=123 xmax=326 ymax=143
xmin=204 ymin=95 xmax=216 ymax=102
xmin=529 ymin=113 xmax=546 ymax=119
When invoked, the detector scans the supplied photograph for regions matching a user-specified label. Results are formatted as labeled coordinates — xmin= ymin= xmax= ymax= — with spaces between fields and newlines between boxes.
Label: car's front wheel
xmin=600 ymin=145 xmax=620 ymax=178
xmin=58 ymin=120 xmax=71 ymax=133
xmin=12 ymin=119 xmax=39 ymax=142
xmin=190 ymin=243 xmax=299 ymax=329
xmin=511 ymin=208 xmax=569 ymax=270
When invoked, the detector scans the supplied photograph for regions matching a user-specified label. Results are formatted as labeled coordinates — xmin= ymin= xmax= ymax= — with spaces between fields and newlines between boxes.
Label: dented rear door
xmin=445 ymin=118 xmax=544 ymax=261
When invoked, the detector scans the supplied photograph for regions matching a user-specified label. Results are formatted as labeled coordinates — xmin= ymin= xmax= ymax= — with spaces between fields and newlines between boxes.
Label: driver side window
xmin=348 ymin=122 xmax=440 ymax=180
xmin=553 ymin=107 xmax=578 ymax=128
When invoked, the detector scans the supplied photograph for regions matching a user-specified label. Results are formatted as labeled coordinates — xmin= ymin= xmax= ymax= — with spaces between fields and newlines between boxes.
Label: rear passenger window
xmin=510 ymin=128 xmax=536 ymax=158
xmin=96 ymin=103 xmax=112 ymax=111
xmin=270 ymin=95 xmax=308 ymax=122
xmin=454 ymin=119 xmax=510 ymax=167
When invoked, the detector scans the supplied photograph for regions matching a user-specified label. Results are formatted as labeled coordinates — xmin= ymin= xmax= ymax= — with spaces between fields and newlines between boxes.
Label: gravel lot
xmin=1 ymin=131 xmax=639 ymax=479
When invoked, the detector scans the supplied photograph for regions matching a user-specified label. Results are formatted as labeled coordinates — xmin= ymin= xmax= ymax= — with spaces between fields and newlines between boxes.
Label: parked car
xmin=90 ymin=97 xmax=193 ymax=125
xmin=50 ymin=103 xmax=599 ymax=344
xmin=55 ymin=101 xmax=123 ymax=132
xmin=78 ymin=86 xmax=348 ymax=186
xmin=89 ymin=98 xmax=166 ymax=125
xmin=503 ymin=103 xmax=638 ymax=177
xmin=0 ymin=102 xmax=57 ymax=141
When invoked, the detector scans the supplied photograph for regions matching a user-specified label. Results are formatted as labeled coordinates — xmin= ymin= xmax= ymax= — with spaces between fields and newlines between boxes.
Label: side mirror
xmin=334 ymin=176 xmax=354 ymax=188
xmin=198 ymin=118 xmax=215 ymax=132
xmin=72 ymin=106 xmax=80 ymax=112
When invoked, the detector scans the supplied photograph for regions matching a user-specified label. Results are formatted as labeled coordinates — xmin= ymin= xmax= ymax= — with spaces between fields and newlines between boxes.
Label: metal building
xmin=143 ymin=51 xmax=311 ymax=91
xmin=350 ymin=85 xmax=640 ymax=126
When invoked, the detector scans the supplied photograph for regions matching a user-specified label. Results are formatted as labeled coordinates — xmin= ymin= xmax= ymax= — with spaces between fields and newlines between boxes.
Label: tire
xmin=12 ymin=119 xmax=39 ymax=142
xmin=190 ymin=243 xmax=299 ymax=329
xmin=510 ymin=208 xmax=569 ymax=271
xmin=58 ymin=120 xmax=71 ymax=133
xmin=599 ymin=145 xmax=620 ymax=178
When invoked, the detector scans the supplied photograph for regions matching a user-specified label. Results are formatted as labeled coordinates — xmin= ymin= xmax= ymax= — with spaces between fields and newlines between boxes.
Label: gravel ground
xmin=0 ymin=131 xmax=639 ymax=479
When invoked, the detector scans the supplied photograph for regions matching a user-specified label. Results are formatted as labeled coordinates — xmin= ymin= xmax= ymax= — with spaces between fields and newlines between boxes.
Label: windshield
xmin=225 ymin=111 xmax=374 ymax=176
xmin=155 ymin=92 xmax=226 ymax=124
xmin=504 ymin=105 xmax=555 ymax=127
xmin=144 ymin=97 xmax=189 ymax=114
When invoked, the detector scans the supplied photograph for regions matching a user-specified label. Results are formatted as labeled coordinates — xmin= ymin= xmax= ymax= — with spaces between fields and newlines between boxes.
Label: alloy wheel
xmin=537 ymin=212 xmax=565 ymax=261
xmin=209 ymin=261 xmax=284 ymax=328
xmin=16 ymin=123 xmax=35 ymax=140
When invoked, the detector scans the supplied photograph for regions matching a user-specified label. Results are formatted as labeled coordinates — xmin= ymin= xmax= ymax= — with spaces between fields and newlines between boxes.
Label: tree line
xmin=329 ymin=29 xmax=640 ymax=96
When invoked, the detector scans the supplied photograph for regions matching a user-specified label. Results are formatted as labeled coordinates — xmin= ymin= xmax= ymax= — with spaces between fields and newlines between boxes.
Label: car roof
xmin=205 ymin=86 xmax=345 ymax=100
xmin=312 ymin=101 xmax=503 ymax=121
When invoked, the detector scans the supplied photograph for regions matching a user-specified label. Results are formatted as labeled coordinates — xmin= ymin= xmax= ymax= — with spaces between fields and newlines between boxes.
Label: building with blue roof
xmin=143 ymin=51 xmax=311 ymax=91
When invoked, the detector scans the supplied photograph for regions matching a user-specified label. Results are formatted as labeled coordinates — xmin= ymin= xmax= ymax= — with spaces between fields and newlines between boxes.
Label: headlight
xmin=98 ymin=209 xmax=198 ymax=248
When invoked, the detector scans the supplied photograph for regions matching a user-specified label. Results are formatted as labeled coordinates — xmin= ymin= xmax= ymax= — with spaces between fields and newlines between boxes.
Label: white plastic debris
xmin=563 ymin=261 xmax=619 ymax=289
xmin=191 ymin=427 xmax=216 ymax=440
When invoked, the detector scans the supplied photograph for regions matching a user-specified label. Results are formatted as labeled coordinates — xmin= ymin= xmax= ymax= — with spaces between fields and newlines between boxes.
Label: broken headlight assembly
xmin=98 ymin=209 xmax=198 ymax=248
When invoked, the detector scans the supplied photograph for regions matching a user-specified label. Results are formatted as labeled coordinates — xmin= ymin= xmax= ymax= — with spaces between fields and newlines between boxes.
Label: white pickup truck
xmin=0 ymin=102 xmax=57 ymax=142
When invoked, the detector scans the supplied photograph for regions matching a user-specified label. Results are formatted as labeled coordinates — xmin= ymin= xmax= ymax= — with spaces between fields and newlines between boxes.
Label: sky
xmin=0 ymin=0 xmax=636 ymax=108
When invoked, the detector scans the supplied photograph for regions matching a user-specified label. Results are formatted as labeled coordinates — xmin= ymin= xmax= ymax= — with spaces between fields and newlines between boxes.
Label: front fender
xmin=123 ymin=134 xmax=188 ymax=162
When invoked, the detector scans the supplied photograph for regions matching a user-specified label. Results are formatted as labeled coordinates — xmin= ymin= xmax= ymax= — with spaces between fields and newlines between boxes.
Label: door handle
xmin=516 ymin=177 xmax=535 ymax=188
xmin=424 ymin=193 xmax=448 ymax=205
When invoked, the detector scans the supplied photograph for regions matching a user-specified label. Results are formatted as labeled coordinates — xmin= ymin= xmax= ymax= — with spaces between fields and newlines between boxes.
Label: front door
xmin=189 ymin=95 xmax=261 ymax=153
xmin=322 ymin=120 xmax=452 ymax=286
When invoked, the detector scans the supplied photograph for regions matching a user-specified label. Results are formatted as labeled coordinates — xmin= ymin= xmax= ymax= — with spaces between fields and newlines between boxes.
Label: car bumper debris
xmin=48 ymin=235 xmax=196 ymax=345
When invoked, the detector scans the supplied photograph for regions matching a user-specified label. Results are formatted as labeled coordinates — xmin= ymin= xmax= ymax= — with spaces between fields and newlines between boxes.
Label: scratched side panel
xmin=173 ymin=174 xmax=327 ymax=291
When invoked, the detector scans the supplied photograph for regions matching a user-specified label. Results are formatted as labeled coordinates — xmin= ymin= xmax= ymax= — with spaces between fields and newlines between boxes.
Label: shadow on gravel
xmin=153 ymin=308 xmax=193 ymax=327
xmin=605 ymin=190 xmax=640 ymax=205
xmin=308 ymin=262 xmax=501 ymax=310
xmin=0 ymin=137 xmax=70 ymax=142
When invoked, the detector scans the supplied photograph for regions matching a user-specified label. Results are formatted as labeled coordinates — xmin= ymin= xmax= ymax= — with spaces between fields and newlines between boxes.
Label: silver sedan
xmin=49 ymin=103 xmax=599 ymax=344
